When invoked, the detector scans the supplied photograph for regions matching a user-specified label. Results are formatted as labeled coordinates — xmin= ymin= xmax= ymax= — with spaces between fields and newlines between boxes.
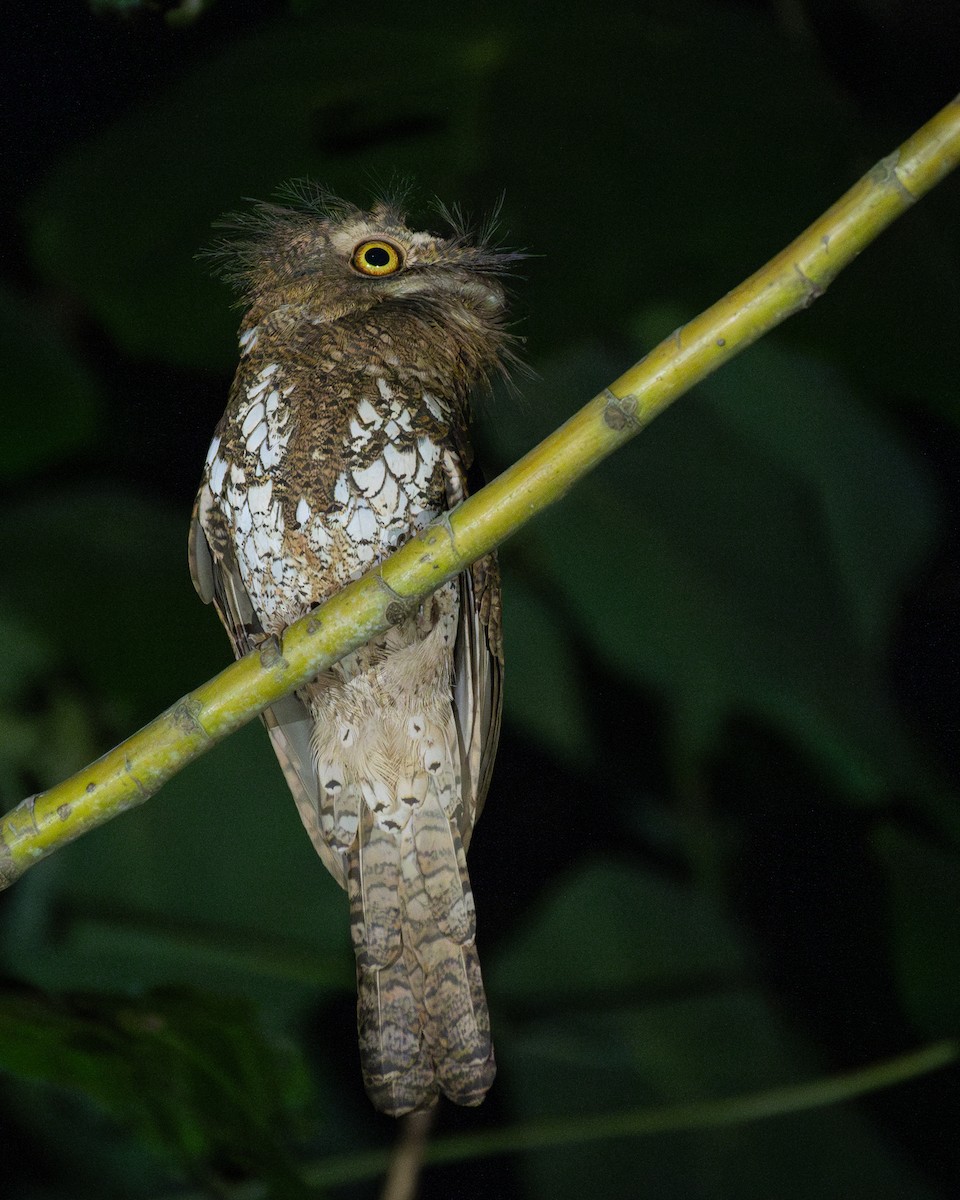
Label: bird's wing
xmin=443 ymin=454 xmax=503 ymax=847
xmin=455 ymin=556 xmax=503 ymax=843
xmin=189 ymin=483 xmax=347 ymax=887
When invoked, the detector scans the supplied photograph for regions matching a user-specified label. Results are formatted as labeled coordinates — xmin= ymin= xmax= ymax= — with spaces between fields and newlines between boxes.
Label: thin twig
xmin=379 ymin=1107 xmax=437 ymax=1200
xmin=157 ymin=1038 xmax=957 ymax=1199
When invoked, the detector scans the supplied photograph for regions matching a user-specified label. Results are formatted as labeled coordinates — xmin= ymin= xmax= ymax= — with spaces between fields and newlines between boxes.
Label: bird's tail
xmin=348 ymin=783 xmax=495 ymax=1117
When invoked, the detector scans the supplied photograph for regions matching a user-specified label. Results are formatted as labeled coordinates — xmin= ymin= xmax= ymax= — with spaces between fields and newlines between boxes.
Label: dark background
xmin=1 ymin=1 xmax=959 ymax=1197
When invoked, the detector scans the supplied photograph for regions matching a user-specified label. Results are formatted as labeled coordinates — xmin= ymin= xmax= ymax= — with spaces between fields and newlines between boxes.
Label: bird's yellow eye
xmin=352 ymin=239 xmax=403 ymax=277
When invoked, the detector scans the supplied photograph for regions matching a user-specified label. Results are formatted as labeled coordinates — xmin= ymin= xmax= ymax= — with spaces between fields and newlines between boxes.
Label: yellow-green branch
xmin=2 ymin=94 xmax=959 ymax=889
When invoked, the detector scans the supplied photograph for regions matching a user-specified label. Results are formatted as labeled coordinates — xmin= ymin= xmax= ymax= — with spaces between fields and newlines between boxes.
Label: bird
xmin=188 ymin=185 xmax=517 ymax=1116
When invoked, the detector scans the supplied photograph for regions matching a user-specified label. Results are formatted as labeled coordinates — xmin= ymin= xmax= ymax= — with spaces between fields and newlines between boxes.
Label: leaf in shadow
xmin=487 ymin=335 xmax=946 ymax=820
xmin=872 ymin=823 xmax=960 ymax=1037
xmin=0 ymin=289 xmax=102 ymax=482
xmin=489 ymin=858 xmax=939 ymax=1200
xmin=0 ymin=985 xmax=315 ymax=1194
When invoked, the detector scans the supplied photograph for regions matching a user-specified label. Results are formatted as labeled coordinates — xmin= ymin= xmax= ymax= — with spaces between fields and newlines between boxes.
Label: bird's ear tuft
xmin=198 ymin=182 xmax=361 ymax=300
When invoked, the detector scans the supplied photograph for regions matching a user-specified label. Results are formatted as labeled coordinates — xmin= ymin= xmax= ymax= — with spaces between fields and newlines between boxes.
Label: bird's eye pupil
xmin=352 ymin=239 xmax=402 ymax=276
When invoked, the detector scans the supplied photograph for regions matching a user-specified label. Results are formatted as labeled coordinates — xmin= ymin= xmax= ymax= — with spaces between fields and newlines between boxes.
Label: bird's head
xmin=206 ymin=185 xmax=522 ymax=339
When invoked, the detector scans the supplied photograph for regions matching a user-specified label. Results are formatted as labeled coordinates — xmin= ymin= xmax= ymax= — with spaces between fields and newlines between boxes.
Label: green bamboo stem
xmin=2 ymin=94 xmax=959 ymax=889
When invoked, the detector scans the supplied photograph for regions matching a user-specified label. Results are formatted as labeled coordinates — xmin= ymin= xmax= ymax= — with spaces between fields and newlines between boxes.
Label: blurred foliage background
xmin=1 ymin=1 xmax=959 ymax=1197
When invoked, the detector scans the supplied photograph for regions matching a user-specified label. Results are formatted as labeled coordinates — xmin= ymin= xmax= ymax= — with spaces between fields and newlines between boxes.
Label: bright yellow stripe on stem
xmin=2 ymin=93 xmax=959 ymax=889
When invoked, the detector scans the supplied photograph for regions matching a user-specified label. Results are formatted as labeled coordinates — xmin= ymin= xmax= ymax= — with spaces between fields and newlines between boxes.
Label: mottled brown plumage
xmin=189 ymin=187 xmax=515 ymax=1116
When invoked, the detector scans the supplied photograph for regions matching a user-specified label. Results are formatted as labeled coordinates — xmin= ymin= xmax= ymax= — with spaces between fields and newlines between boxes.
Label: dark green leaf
xmin=489 ymin=336 xmax=944 ymax=811
xmin=0 ymin=723 xmax=353 ymax=1007
xmin=872 ymin=823 xmax=960 ymax=1036
xmin=0 ymin=488 xmax=219 ymax=726
xmin=0 ymin=985 xmax=314 ymax=1189
xmin=0 ymin=290 xmax=102 ymax=481
xmin=491 ymin=859 xmax=939 ymax=1200
xmin=500 ymin=565 xmax=591 ymax=761
xmin=489 ymin=858 xmax=746 ymax=1005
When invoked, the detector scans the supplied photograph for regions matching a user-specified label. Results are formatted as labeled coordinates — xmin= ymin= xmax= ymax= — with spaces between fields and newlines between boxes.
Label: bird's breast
xmin=207 ymin=357 xmax=461 ymax=632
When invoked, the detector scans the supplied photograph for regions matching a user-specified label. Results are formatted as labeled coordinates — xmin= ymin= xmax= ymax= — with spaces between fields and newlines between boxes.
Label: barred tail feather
xmin=349 ymin=807 xmax=437 ymax=1116
xmin=349 ymin=779 xmax=494 ymax=1116
xmin=402 ymin=799 xmax=495 ymax=1106
xmin=355 ymin=951 xmax=439 ymax=1116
